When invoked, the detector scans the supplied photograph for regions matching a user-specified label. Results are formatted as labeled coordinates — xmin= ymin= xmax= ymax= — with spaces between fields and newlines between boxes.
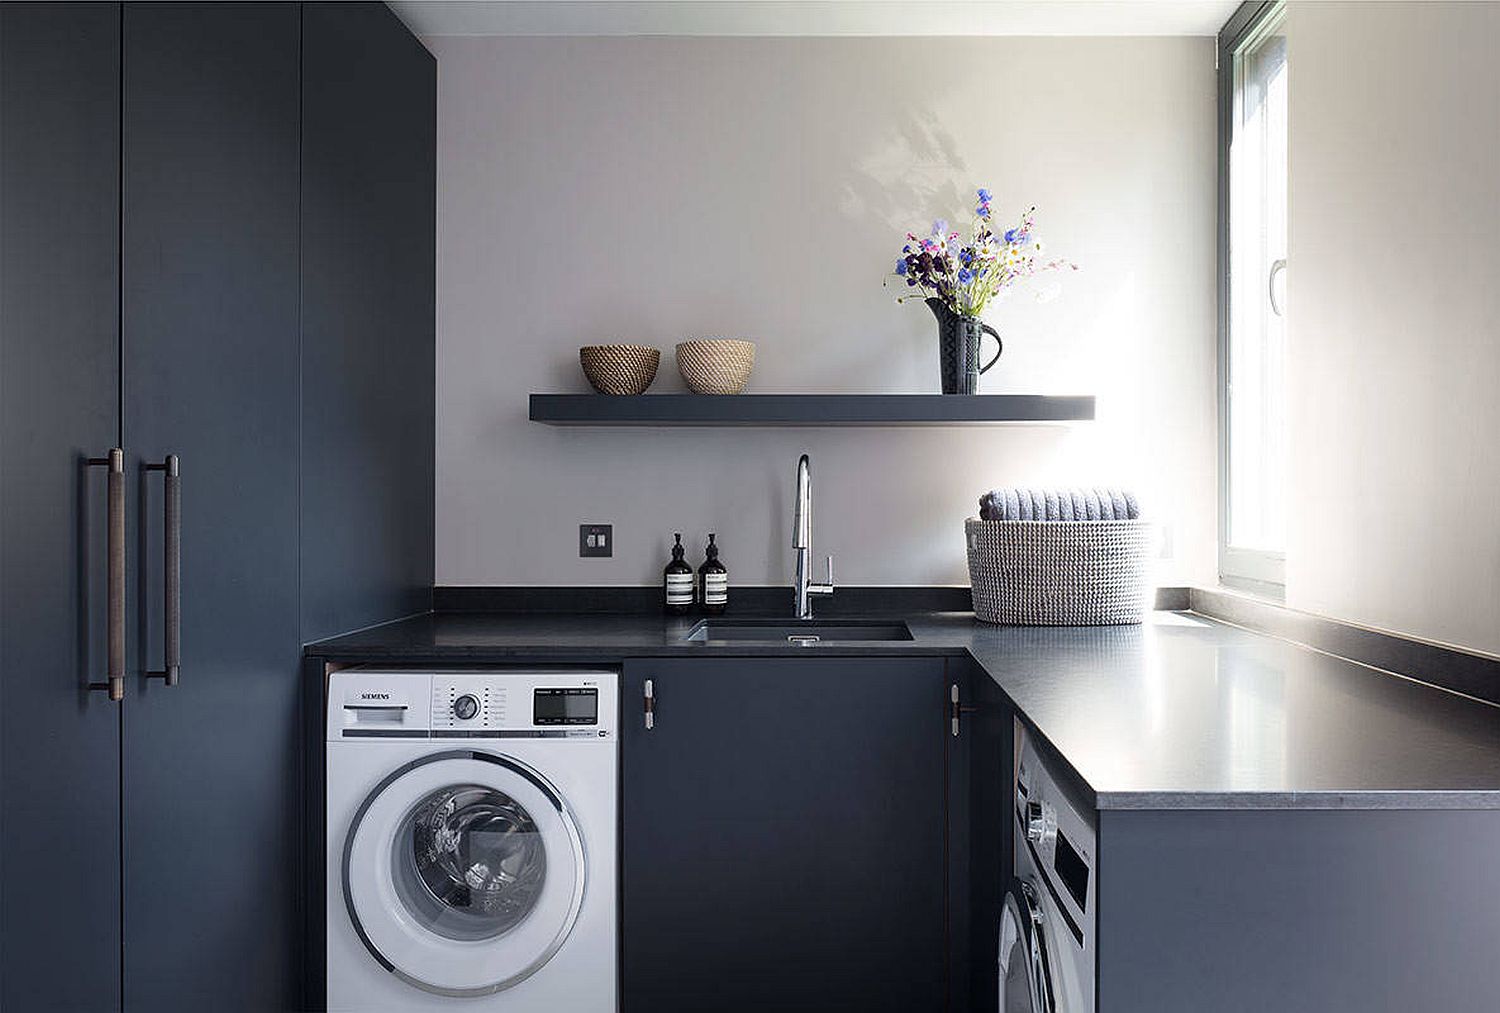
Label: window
xmin=1219 ymin=1 xmax=1288 ymax=594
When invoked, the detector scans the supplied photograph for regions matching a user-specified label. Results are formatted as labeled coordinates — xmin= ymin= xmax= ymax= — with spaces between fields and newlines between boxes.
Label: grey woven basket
xmin=965 ymin=517 xmax=1150 ymax=625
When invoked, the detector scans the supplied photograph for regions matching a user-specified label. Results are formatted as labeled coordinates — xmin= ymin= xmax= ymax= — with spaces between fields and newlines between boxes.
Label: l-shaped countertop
xmin=308 ymin=609 xmax=1500 ymax=811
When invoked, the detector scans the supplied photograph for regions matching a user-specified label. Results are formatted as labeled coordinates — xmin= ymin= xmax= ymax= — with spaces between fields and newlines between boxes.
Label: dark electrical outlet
xmin=579 ymin=524 xmax=613 ymax=558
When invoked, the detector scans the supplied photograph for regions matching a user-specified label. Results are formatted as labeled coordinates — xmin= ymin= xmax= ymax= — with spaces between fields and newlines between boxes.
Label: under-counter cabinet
xmin=0 ymin=4 xmax=433 ymax=1010
xmin=620 ymin=657 xmax=956 ymax=1012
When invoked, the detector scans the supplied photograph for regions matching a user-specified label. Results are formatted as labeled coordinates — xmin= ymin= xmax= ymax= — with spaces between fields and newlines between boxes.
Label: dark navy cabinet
xmin=300 ymin=0 xmax=436 ymax=642
xmin=119 ymin=5 xmax=305 ymax=1008
xmin=0 ymin=4 xmax=433 ymax=1010
xmin=620 ymin=657 xmax=953 ymax=1012
xmin=0 ymin=5 xmax=124 ymax=1009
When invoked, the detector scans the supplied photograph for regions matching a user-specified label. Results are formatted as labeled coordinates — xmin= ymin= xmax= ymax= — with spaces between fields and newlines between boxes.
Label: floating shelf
xmin=529 ymin=393 xmax=1095 ymax=427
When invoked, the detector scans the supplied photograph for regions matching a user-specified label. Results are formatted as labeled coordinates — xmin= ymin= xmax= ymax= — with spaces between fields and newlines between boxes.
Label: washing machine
xmin=1000 ymin=723 xmax=1096 ymax=1012
xmin=326 ymin=667 xmax=617 ymax=1011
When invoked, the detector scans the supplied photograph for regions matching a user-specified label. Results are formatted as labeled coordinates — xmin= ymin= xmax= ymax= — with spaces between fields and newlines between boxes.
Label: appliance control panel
xmin=328 ymin=668 xmax=617 ymax=741
xmin=1014 ymin=719 xmax=1097 ymax=934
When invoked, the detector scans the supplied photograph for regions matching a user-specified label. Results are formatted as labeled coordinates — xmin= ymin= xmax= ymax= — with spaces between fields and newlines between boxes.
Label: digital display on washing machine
xmin=1053 ymin=830 xmax=1090 ymax=910
xmin=534 ymin=687 xmax=598 ymax=725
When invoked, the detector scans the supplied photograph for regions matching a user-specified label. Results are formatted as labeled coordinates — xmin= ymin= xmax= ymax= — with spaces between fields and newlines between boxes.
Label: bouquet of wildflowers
xmin=891 ymin=188 xmax=1075 ymax=317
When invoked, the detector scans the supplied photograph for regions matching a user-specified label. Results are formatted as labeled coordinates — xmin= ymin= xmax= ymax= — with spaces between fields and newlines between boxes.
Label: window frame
xmin=1217 ymin=0 xmax=1288 ymax=597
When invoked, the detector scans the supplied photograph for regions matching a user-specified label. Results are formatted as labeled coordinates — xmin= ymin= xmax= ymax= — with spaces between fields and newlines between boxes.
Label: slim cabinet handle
xmin=145 ymin=455 xmax=180 ymax=686
xmin=87 ymin=449 xmax=125 ymax=701
xmin=950 ymin=683 xmax=976 ymax=737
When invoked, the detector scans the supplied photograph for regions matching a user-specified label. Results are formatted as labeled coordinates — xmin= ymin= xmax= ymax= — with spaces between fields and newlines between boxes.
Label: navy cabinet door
xmin=0 ymin=5 xmax=123 ymax=1010
xmin=299 ymin=1 xmax=435 ymax=643
xmin=119 ymin=4 xmax=302 ymax=1009
xmin=621 ymin=658 xmax=950 ymax=1012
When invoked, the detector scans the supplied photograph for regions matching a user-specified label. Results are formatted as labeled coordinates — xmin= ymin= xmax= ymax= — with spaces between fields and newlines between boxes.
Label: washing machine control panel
xmin=328 ymin=669 xmax=618 ymax=740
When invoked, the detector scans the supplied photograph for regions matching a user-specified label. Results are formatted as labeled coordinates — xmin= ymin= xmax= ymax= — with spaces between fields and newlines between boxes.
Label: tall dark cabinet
xmin=0 ymin=4 xmax=434 ymax=1010
xmin=119 ymin=5 xmax=304 ymax=1008
xmin=0 ymin=5 xmax=125 ymax=1009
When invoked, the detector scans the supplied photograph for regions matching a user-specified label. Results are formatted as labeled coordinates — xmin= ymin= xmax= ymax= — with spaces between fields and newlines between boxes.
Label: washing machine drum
xmin=999 ymin=879 xmax=1055 ymax=1013
xmin=343 ymin=750 xmax=586 ymax=997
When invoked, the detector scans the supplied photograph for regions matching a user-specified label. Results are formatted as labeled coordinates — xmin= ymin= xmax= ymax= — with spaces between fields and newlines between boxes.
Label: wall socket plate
xmin=579 ymin=524 xmax=613 ymax=558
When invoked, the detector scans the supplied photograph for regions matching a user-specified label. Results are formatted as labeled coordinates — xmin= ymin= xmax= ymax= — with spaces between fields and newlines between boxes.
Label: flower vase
xmin=926 ymin=298 xmax=1002 ymax=395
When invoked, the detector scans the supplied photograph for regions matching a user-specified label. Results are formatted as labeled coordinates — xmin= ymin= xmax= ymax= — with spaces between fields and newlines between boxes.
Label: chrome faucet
xmin=792 ymin=453 xmax=834 ymax=619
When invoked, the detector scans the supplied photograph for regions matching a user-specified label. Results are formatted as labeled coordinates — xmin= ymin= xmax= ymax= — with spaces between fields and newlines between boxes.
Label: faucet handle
xmin=825 ymin=554 xmax=835 ymax=586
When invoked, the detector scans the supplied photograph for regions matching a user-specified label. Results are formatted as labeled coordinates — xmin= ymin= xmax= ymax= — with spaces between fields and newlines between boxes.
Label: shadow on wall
xmin=835 ymin=107 xmax=977 ymax=392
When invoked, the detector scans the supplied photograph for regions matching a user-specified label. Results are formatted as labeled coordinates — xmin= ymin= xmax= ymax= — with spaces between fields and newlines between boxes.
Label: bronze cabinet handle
xmin=145 ymin=455 xmax=180 ymax=687
xmin=87 ymin=449 xmax=125 ymax=701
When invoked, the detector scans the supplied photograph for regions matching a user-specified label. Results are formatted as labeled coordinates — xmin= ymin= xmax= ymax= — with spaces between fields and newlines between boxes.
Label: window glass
xmin=1223 ymin=4 xmax=1288 ymax=587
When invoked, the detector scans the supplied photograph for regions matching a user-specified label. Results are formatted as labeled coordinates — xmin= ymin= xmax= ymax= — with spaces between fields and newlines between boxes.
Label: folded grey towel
xmin=979 ymin=486 xmax=1142 ymax=522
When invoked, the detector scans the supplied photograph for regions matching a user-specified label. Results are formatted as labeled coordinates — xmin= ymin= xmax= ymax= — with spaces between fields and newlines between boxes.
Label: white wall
xmin=1286 ymin=2 xmax=1500 ymax=653
xmin=434 ymin=36 xmax=1218 ymax=587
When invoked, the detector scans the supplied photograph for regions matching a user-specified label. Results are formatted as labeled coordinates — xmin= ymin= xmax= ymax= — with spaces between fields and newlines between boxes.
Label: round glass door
xmin=343 ymin=750 xmax=585 ymax=997
xmin=999 ymin=879 xmax=1053 ymax=1013
xmin=395 ymin=783 xmax=548 ymax=941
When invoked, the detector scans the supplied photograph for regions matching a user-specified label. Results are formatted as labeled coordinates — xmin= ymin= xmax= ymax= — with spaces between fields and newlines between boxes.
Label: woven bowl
xmin=675 ymin=338 xmax=756 ymax=395
xmin=579 ymin=344 xmax=660 ymax=395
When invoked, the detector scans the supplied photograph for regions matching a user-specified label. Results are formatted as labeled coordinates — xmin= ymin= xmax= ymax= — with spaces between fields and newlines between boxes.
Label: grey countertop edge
xmin=1095 ymin=790 xmax=1500 ymax=811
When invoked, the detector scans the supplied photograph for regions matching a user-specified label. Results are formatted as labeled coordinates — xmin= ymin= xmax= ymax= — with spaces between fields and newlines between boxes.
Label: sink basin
xmin=683 ymin=619 xmax=914 ymax=644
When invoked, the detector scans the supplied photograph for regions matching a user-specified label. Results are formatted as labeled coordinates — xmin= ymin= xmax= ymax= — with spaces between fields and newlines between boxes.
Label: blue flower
xmin=895 ymin=258 xmax=908 ymax=275
xmin=931 ymin=219 xmax=948 ymax=237
xmin=902 ymin=244 xmax=911 ymax=253
xmin=957 ymin=268 xmax=974 ymax=285
xmin=959 ymin=249 xmax=973 ymax=265
xmin=1004 ymin=228 xmax=1017 ymax=243
xmin=906 ymin=277 xmax=918 ymax=287
xmin=977 ymin=188 xmax=991 ymax=202
xmin=976 ymin=204 xmax=991 ymax=219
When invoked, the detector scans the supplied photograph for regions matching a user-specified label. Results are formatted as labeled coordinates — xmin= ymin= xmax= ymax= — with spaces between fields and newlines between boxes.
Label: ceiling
xmin=388 ymin=1 xmax=1243 ymax=38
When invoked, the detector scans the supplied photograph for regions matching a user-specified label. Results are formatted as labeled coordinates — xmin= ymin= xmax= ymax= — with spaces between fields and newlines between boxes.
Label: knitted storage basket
xmin=965 ymin=518 xmax=1150 ymax=625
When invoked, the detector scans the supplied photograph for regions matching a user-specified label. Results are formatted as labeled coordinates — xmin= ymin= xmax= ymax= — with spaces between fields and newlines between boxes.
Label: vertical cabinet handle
xmin=87 ymin=449 xmax=125 ymax=701
xmin=145 ymin=455 xmax=180 ymax=686
xmin=643 ymin=679 xmax=655 ymax=730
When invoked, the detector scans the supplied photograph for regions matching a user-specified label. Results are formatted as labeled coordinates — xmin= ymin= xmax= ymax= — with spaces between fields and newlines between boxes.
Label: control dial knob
xmin=453 ymin=694 xmax=480 ymax=721
xmin=1025 ymin=800 xmax=1057 ymax=849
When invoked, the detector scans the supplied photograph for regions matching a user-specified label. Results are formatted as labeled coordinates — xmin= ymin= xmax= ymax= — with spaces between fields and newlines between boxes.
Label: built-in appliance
xmin=326 ymin=668 xmax=618 ymax=1011
xmin=1001 ymin=722 xmax=1096 ymax=1012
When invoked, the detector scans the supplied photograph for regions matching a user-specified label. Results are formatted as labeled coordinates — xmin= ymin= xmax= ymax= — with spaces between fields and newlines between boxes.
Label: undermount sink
xmin=682 ymin=619 xmax=914 ymax=644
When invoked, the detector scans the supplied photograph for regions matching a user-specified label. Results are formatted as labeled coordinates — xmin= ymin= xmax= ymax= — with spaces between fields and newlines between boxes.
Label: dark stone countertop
xmin=307 ymin=609 xmax=1500 ymax=810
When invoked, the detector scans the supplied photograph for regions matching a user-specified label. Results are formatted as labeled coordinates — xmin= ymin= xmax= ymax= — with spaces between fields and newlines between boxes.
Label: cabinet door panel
xmin=0 ymin=5 xmax=123 ymax=1010
xmin=622 ymin=657 xmax=948 ymax=1012
xmin=120 ymin=4 xmax=301 ymax=1009
xmin=300 ymin=1 xmax=435 ymax=643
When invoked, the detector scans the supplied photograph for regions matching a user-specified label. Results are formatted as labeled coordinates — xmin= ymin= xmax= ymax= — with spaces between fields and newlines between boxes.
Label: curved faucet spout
xmin=794 ymin=454 xmax=811 ymax=549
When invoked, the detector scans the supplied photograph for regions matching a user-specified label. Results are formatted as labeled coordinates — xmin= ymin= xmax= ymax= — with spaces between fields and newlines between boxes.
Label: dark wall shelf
xmin=529 ymin=393 xmax=1095 ymax=427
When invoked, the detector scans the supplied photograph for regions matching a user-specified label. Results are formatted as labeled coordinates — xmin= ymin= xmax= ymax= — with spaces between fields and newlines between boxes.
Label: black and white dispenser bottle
xmin=664 ymin=533 xmax=694 ymax=615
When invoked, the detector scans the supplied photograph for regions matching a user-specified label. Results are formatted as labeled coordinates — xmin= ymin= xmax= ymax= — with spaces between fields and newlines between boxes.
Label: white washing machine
xmin=1000 ymin=723 xmax=1096 ymax=1012
xmin=326 ymin=668 xmax=617 ymax=1011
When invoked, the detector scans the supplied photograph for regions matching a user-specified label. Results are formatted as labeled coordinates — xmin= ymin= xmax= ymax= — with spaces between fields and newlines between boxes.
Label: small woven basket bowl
xmin=676 ymin=339 xmax=756 ymax=395
xmin=579 ymin=344 xmax=660 ymax=395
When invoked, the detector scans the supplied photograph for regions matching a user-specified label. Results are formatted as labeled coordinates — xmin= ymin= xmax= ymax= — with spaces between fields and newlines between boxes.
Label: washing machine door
xmin=999 ymin=878 xmax=1055 ymax=1013
xmin=342 ymin=749 xmax=586 ymax=997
